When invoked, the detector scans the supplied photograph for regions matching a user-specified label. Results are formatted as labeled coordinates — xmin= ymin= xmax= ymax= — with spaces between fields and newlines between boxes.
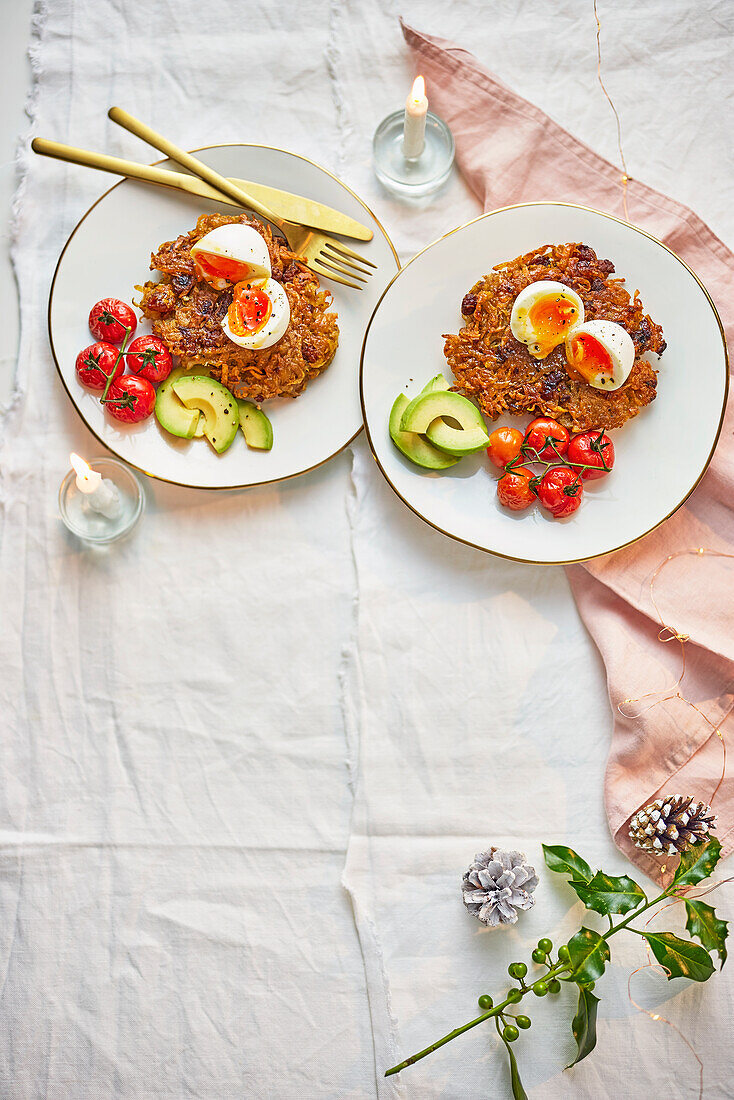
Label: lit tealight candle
xmin=403 ymin=75 xmax=428 ymax=160
xmin=70 ymin=453 xmax=122 ymax=519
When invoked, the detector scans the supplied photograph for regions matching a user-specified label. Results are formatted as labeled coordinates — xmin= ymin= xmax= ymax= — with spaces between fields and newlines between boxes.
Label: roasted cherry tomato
xmin=567 ymin=430 xmax=615 ymax=480
xmin=75 ymin=342 xmax=125 ymax=391
xmin=103 ymin=374 xmax=156 ymax=424
xmin=487 ymin=426 xmax=524 ymax=469
xmin=89 ymin=298 xmax=137 ymax=343
xmin=537 ymin=467 xmax=584 ymax=518
xmin=126 ymin=335 xmax=173 ymax=384
xmin=524 ymin=417 xmax=570 ymax=461
xmin=497 ymin=466 xmax=537 ymax=511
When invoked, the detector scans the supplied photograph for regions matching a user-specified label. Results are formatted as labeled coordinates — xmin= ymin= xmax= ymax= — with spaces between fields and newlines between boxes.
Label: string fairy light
xmin=618 ymin=547 xmax=734 ymax=807
xmin=628 ymin=871 xmax=734 ymax=1099
xmin=592 ymin=10 xmax=731 ymax=1090
xmin=593 ymin=0 xmax=630 ymax=220
xmin=627 ymin=964 xmax=704 ymax=1100
xmin=618 ymin=547 xmax=734 ymax=1092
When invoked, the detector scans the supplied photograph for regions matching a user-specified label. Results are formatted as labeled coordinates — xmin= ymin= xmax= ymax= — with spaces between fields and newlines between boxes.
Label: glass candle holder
xmin=59 ymin=456 xmax=145 ymax=544
xmin=373 ymin=109 xmax=454 ymax=198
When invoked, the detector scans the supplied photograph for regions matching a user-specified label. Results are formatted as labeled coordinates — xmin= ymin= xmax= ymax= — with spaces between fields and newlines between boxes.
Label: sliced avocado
xmin=171 ymin=375 xmax=239 ymax=454
xmin=421 ymin=373 xmax=451 ymax=394
xmin=237 ymin=400 xmax=273 ymax=451
xmin=155 ymin=367 xmax=201 ymax=439
xmin=400 ymin=390 xmax=487 ymax=434
xmin=400 ymin=390 xmax=489 ymax=457
xmin=426 ymin=418 xmax=490 ymax=456
xmin=389 ymin=394 xmax=457 ymax=470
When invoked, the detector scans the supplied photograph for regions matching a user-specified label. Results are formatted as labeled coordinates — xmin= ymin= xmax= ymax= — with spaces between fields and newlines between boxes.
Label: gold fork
xmin=108 ymin=108 xmax=375 ymax=290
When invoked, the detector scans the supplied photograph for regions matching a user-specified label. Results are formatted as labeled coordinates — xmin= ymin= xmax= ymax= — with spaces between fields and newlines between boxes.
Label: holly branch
xmin=385 ymin=839 xmax=727 ymax=1097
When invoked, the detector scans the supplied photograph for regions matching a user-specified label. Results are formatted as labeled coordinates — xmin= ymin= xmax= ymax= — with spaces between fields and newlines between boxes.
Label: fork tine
xmin=315 ymin=255 xmax=368 ymax=284
xmin=324 ymin=240 xmax=377 ymax=268
xmin=309 ymin=259 xmax=363 ymax=290
xmin=321 ymin=244 xmax=375 ymax=277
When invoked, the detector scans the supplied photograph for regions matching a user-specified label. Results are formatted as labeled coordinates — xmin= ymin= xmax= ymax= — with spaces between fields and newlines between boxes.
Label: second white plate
xmin=360 ymin=203 xmax=728 ymax=564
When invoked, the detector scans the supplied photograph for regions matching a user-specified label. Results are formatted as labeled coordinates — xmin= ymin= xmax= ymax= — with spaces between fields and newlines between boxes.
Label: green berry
xmin=548 ymin=979 xmax=561 ymax=994
xmin=516 ymin=1015 xmax=532 ymax=1029
xmin=508 ymin=962 xmax=527 ymax=980
xmin=558 ymin=945 xmax=571 ymax=963
xmin=478 ymin=995 xmax=493 ymax=1010
xmin=537 ymin=938 xmax=553 ymax=954
xmin=533 ymin=981 xmax=548 ymax=997
xmin=507 ymin=988 xmax=522 ymax=1003
xmin=503 ymin=1025 xmax=519 ymax=1043
xmin=580 ymin=981 xmax=595 ymax=992
xmin=531 ymin=949 xmax=546 ymax=964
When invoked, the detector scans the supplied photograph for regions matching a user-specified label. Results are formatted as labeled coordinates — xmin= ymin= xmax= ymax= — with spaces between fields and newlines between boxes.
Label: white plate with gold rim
xmin=360 ymin=203 xmax=728 ymax=565
xmin=49 ymin=144 xmax=398 ymax=490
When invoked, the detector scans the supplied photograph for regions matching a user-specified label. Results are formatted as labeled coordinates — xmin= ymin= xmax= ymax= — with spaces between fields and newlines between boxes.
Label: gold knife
xmin=31 ymin=137 xmax=374 ymax=242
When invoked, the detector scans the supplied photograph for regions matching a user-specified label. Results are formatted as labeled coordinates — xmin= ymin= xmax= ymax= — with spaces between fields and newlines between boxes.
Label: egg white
xmin=221 ymin=278 xmax=291 ymax=350
xmin=565 ymin=319 xmax=635 ymax=391
xmin=510 ymin=280 xmax=585 ymax=359
xmin=190 ymin=224 xmax=271 ymax=290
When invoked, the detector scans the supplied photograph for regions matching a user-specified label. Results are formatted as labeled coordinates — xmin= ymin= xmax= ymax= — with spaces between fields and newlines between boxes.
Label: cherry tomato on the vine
xmin=537 ymin=467 xmax=583 ymax=518
xmin=75 ymin=342 xmax=125 ymax=391
xmin=567 ymin=430 xmax=615 ymax=480
xmin=524 ymin=417 xmax=570 ymax=461
xmin=126 ymin=334 xmax=173 ymax=384
xmin=497 ymin=466 xmax=537 ymax=511
xmin=89 ymin=298 xmax=137 ymax=343
xmin=102 ymin=374 xmax=156 ymax=424
xmin=486 ymin=426 xmax=524 ymax=469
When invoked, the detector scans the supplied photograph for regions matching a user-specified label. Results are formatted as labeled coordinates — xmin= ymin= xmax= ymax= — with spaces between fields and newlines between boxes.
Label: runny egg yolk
xmin=528 ymin=295 xmax=580 ymax=356
xmin=566 ymin=331 xmax=613 ymax=383
xmin=195 ymin=251 xmax=259 ymax=285
xmin=227 ymin=282 xmax=272 ymax=337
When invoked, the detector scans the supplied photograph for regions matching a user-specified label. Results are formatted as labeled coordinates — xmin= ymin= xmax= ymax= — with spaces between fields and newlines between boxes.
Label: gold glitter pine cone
xmin=629 ymin=794 xmax=716 ymax=857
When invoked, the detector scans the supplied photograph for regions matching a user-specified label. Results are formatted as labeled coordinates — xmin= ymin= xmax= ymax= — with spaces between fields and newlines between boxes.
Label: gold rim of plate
xmin=359 ymin=200 xmax=730 ymax=566
xmin=47 ymin=142 xmax=400 ymax=492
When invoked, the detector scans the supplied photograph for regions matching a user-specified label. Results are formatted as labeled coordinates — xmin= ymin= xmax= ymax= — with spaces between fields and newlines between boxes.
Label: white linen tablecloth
xmin=1 ymin=1 xmax=732 ymax=1096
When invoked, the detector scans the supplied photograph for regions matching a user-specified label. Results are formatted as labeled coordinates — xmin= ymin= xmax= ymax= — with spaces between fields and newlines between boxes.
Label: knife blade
xmin=227 ymin=176 xmax=373 ymax=241
xmin=31 ymin=137 xmax=374 ymax=241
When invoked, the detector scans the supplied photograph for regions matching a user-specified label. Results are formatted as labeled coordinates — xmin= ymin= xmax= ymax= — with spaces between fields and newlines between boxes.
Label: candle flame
xmin=70 ymin=452 xmax=93 ymax=483
xmin=411 ymin=75 xmax=425 ymax=103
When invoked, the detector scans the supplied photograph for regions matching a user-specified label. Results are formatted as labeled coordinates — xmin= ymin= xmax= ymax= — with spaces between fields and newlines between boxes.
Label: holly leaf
xmin=684 ymin=899 xmax=728 ymax=967
xmin=567 ymin=984 xmax=600 ymax=1068
xmin=642 ymin=932 xmax=715 ymax=982
xmin=572 ymin=871 xmax=646 ymax=916
xmin=671 ymin=837 xmax=721 ymax=889
xmin=505 ymin=1041 xmax=528 ymax=1100
xmin=566 ymin=927 xmax=611 ymax=984
xmin=542 ymin=845 xmax=593 ymax=885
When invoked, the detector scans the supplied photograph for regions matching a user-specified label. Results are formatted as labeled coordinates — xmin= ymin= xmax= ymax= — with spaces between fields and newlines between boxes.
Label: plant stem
xmin=603 ymin=894 xmax=662 ymax=940
xmin=384 ymin=962 xmax=569 ymax=1077
xmin=385 ymin=886 xmax=676 ymax=1078
xmin=99 ymin=325 xmax=132 ymax=405
xmin=505 ymin=437 xmax=612 ymax=478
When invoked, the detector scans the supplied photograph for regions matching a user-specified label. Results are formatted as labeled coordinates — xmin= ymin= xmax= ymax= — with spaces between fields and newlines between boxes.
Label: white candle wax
xmin=70 ymin=453 xmax=122 ymax=519
xmin=403 ymin=75 xmax=428 ymax=160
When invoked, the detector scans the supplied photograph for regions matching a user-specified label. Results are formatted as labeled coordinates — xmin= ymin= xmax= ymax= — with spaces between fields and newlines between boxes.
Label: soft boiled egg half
xmin=221 ymin=278 xmax=291 ymax=351
xmin=510 ymin=280 xmax=585 ymax=359
xmin=565 ymin=320 xmax=635 ymax=391
xmin=190 ymin=224 xmax=271 ymax=290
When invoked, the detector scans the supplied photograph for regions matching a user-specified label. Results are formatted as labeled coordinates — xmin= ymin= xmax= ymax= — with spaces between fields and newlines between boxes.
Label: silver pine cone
xmin=629 ymin=794 xmax=716 ymax=857
xmin=462 ymin=847 xmax=539 ymax=927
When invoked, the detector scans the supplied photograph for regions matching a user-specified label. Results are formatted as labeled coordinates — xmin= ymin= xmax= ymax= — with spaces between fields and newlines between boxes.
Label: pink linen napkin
xmin=402 ymin=20 xmax=734 ymax=881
